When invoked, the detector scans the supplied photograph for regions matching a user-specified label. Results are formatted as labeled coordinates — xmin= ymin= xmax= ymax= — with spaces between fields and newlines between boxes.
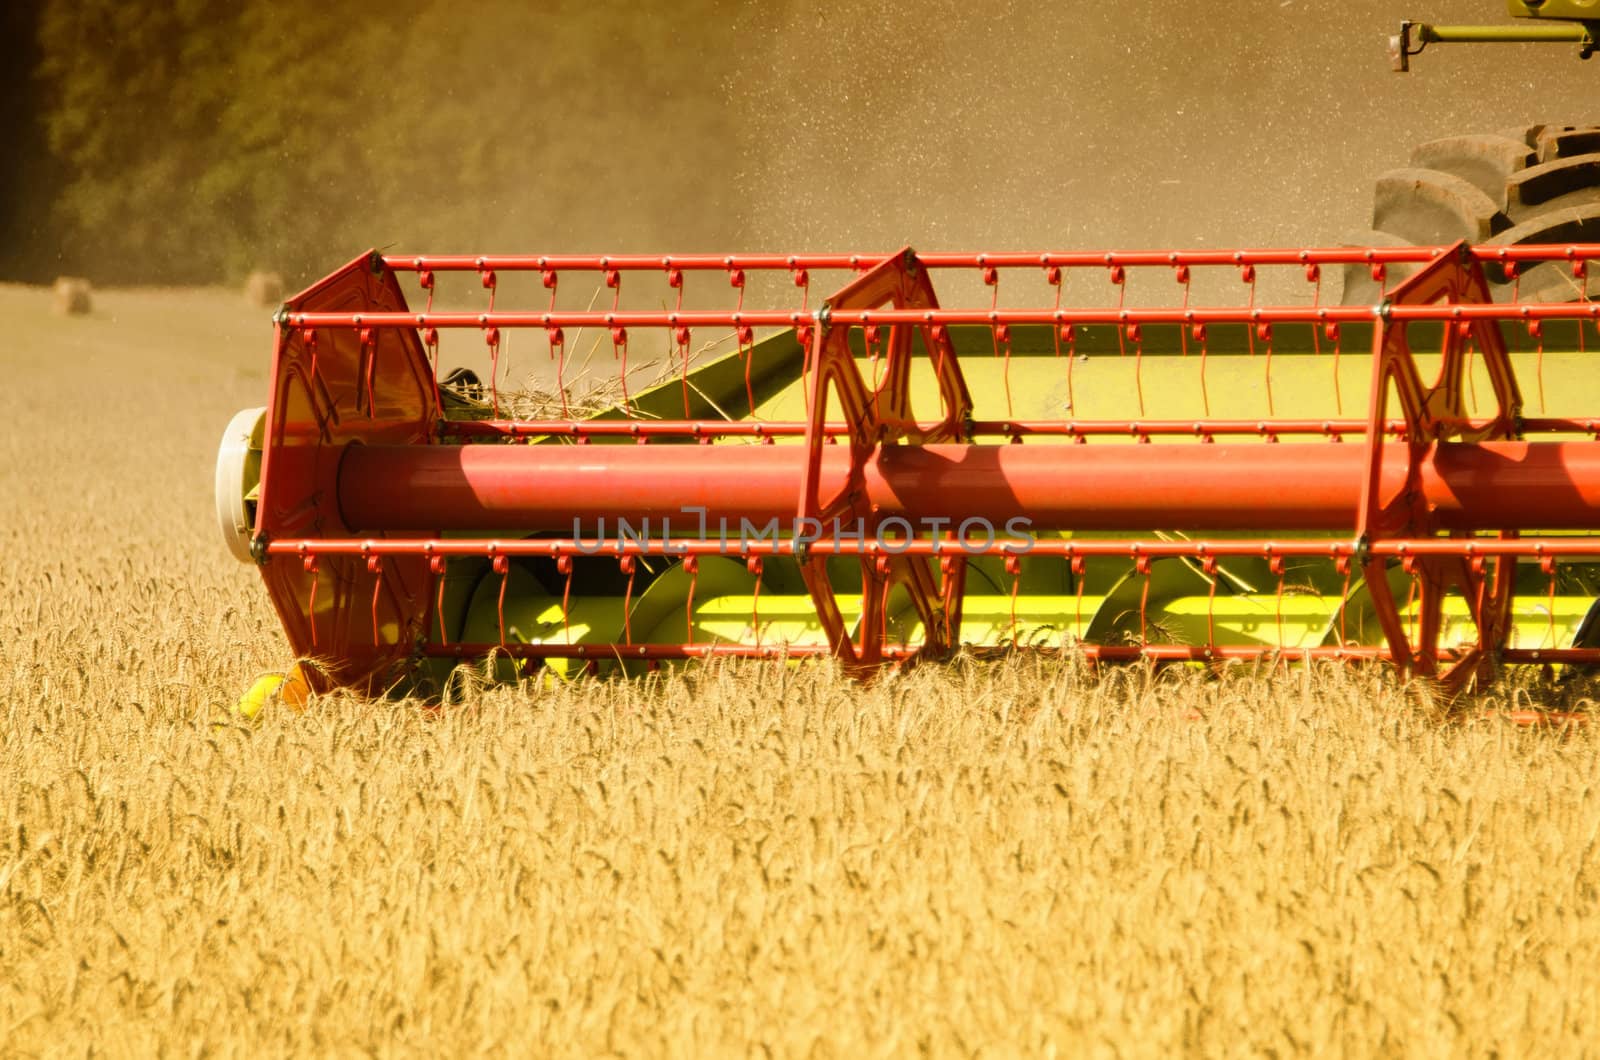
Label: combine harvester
xmin=216 ymin=13 xmax=1600 ymax=706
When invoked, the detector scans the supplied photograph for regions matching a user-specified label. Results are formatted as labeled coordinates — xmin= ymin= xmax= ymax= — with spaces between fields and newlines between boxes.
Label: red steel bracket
xmin=798 ymin=248 xmax=972 ymax=672
xmin=1356 ymin=241 xmax=1523 ymax=691
xmin=254 ymin=251 xmax=437 ymax=694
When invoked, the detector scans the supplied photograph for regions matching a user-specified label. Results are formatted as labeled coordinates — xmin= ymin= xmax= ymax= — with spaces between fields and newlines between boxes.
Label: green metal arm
xmin=1391 ymin=18 xmax=1597 ymax=70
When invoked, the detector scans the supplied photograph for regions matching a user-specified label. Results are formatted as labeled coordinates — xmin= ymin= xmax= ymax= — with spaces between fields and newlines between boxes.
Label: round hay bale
xmin=244 ymin=270 xmax=285 ymax=308
xmin=52 ymin=277 xmax=92 ymax=316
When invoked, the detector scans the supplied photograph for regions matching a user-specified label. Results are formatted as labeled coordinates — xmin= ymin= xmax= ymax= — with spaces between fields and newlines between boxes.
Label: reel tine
xmin=1072 ymin=555 xmax=1087 ymax=642
xmin=1259 ymin=321 xmax=1275 ymax=416
xmin=738 ymin=324 xmax=756 ymax=417
xmin=1460 ymin=321 xmax=1477 ymax=415
xmin=304 ymin=554 xmax=320 ymax=650
xmin=684 ymin=556 xmax=700 ymax=649
xmin=493 ymin=555 xmax=510 ymax=647
xmin=423 ymin=325 xmax=443 ymax=420
xmin=484 ymin=326 xmax=501 ymax=420
xmin=1127 ymin=322 xmax=1144 ymax=417
xmin=1578 ymin=259 xmax=1590 ymax=356
xmin=431 ymin=555 xmax=449 ymax=648
xmin=1136 ymin=554 xmax=1152 ymax=653
xmin=1005 ymin=553 xmax=1022 ymax=645
xmin=359 ymin=327 xmax=377 ymax=418
xmin=612 ymin=325 xmax=630 ymax=411
xmin=878 ymin=556 xmax=893 ymax=651
xmin=1542 ymin=555 xmax=1559 ymax=650
xmin=747 ymin=556 xmax=764 ymax=649
xmin=547 ymin=326 xmax=568 ymax=419
xmin=301 ymin=328 xmax=322 ymax=391
xmin=1402 ymin=556 xmax=1421 ymax=655
xmin=1202 ymin=556 xmax=1219 ymax=659
xmin=1176 ymin=264 xmax=1191 ymax=372
xmin=620 ymin=555 xmax=636 ymax=646
xmin=1269 ymin=554 xmax=1287 ymax=654
xmin=368 ymin=553 xmax=383 ymax=647
xmin=1529 ymin=319 xmax=1545 ymax=416
xmin=671 ymin=324 xmax=692 ymax=418
xmin=1326 ymin=322 xmax=1343 ymax=416
xmin=558 ymin=554 xmax=574 ymax=646
xmin=937 ymin=554 xmax=956 ymax=645
xmin=1336 ymin=555 xmax=1352 ymax=649
xmin=1060 ymin=323 xmax=1078 ymax=420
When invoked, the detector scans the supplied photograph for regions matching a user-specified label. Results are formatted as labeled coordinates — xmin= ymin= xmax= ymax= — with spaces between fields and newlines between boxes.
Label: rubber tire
xmin=1342 ymin=123 xmax=1600 ymax=304
xmin=1347 ymin=126 xmax=1600 ymax=663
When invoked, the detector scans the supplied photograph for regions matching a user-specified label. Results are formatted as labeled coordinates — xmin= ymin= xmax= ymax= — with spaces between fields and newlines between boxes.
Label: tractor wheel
xmin=1342 ymin=123 xmax=1600 ymax=304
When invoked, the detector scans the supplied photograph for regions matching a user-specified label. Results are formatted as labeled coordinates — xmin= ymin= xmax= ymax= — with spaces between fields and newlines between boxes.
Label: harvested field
xmin=3 ymin=282 xmax=1600 ymax=1054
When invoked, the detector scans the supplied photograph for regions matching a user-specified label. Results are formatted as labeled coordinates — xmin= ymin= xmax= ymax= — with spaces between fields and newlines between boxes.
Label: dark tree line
xmin=2 ymin=1 xmax=749 ymax=285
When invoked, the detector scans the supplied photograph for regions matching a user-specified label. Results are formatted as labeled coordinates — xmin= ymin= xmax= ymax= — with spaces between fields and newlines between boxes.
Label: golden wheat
xmin=4 ymin=283 xmax=1600 ymax=1056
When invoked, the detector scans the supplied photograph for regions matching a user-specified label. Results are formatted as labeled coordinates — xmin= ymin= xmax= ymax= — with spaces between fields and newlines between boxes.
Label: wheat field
xmin=4 ymin=282 xmax=1600 ymax=1056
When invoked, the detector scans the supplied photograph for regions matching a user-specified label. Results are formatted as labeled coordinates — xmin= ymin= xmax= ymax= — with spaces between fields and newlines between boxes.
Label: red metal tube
xmin=286 ymin=302 xmax=1600 ymax=331
xmin=418 ymin=642 xmax=1412 ymax=664
xmin=263 ymin=536 xmax=1600 ymax=559
xmin=380 ymin=245 xmax=1600 ymax=273
xmin=337 ymin=440 xmax=1600 ymax=533
xmin=439 ymin=417 xmax=1600 ymax=441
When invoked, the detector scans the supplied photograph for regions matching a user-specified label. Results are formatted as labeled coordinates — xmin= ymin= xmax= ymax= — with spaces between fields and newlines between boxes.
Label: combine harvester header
xmin=216 ymin=240 xmax=1600 ymax=701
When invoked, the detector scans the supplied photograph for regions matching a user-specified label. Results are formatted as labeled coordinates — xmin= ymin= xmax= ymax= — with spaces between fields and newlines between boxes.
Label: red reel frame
xmin=798 ymin=249 xmax=974 ymax=672
xmin=1357 ymin=242 xmax=1524 ymax=692
xmin=253 ymin=253 xmax=437 ymax=695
